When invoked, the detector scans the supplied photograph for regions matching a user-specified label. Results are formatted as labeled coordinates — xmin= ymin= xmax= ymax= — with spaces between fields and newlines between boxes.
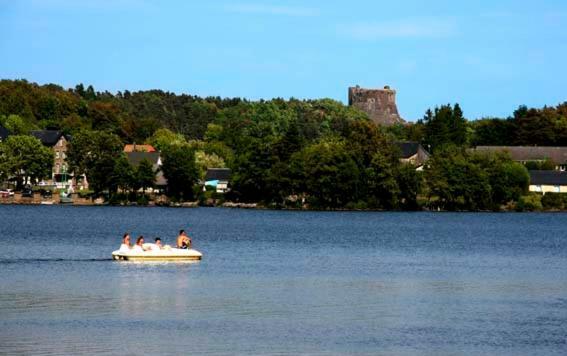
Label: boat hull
xmin=112 ymin=248 xmax=202 ymax=261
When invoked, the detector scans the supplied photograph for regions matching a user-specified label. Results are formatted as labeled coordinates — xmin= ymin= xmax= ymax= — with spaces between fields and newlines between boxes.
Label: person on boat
xmin=176 ymin=230 xmax=191 ymax=249
xmin=154 ymin=237 xmax=172 ymax=250
xmin=133 ymin=236 xmax=148 ymax=252
xmin=119 ymin=233 xmax=131 ymax=252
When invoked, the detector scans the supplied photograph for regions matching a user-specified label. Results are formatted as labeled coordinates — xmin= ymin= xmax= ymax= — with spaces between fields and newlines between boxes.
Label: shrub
xmin=137 ymin=195 xmax=149 ymax=206
xmin=541 ymin=193 xmax=565 ymax=210
xmin=516 ymin=194 xmax=542 ymax=211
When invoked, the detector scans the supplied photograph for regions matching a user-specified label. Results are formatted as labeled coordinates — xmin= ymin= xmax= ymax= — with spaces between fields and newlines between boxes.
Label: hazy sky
xmin=1 ymin=0 xmax=566 ymax=120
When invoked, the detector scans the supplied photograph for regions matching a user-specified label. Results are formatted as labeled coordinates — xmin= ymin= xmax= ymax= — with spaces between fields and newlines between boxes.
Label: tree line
xmin=1 ymin=79 xmax=563 ymax=210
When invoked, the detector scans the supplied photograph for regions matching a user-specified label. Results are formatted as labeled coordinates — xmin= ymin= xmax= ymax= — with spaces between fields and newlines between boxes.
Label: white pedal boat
xmin=112 ymin=244 xmax=202 ymax=261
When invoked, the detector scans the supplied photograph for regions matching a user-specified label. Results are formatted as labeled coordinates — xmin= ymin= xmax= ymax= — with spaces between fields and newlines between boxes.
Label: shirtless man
xmin=176 ymin=229 xmax=191 ymax=249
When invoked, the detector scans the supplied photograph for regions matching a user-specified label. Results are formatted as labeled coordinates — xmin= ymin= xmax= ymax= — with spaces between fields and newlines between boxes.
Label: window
xmin=535 ymin=185 xmax=542 ymax=192
xmin=55 ymin=164 xmax=60 ymax=173
xmin=555 ymin=186 xmax=560 ymax=193
xmin=55 ymin=151 xmax=60 ymax=159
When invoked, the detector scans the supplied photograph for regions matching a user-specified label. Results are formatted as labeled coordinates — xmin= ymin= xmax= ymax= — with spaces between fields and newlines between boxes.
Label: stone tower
xmin=348 ymin=85 xmax=404 ymax=126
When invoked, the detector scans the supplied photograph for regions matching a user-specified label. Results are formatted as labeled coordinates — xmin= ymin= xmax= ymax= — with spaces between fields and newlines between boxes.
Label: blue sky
xmin=1 ymin=0 xmax=566 ymax=121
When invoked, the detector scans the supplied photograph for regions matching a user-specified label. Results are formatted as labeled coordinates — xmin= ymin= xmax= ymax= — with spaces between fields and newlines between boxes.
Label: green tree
xmin=0 ymin=114 xmax=36 ymax=135
xmin=292 ymin=140 xmax=360 ymax=209
xmin=148 ymin=128 xmax=186 ymax=151
xmin=67 ymin=130 xmax=123 ymax=197
xmin=470 ymin=152 xmax=529 ymax=206
xmin=0 ymin=135 xmax=53 ymax=188
xmin=365 ymin=152 xmax=400 ymax=209
xmin=423 ymin=104 xmax=468 ymax=151
xmin=161 ymin=144 xmax=198 ymax=200
xmin=397 ymin=164 xmax=422 ymax=210
xmin=136 ymin=158 xmax=156 ymax=193
xmin=425 ymin=147 xmax=492 ymax=210
xmin=109 ymin=154 xmax=135 ymax=196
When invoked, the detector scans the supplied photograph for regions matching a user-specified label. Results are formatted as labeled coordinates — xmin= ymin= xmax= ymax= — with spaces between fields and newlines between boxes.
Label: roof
xmin=475 ymin=146 xmax=567 ymax=163
xmin=30 ymin=130 xmax=66 ymax=146
xmin=396 ymin=141 xmax=423 ymax=158
xmin=205 ymin=168 xmax=231 ymax=181
xmin=125 ymin=151 xmax=167 ymax=186
xmin=529 ymin=170 xmax=567 ymax=185
xmin=0 ymin=125 xmax=9 ymax=140
xmin=123 ymin=144 xmax=156 ymax=153
xmin=126 ymin=151 xmax=161 ymax=166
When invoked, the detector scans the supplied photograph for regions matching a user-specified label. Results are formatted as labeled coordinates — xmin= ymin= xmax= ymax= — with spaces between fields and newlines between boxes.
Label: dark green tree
xmin=0 ymin=135 xmax=53 ymax=188
xmin=136 ymin=158 xmax=156 ymax=193
xmin=67 ymin=130 xmax=123 ymax=197
xmin=161 ymin=144 xmax=198 ymax=200
xmin=292 ymin=140 xmax=360 ymax=209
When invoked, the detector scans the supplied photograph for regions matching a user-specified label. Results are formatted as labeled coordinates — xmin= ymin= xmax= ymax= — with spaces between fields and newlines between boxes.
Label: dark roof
xmin=396 ymin=141 xmax=421 ymax=158
xmin=126 ymin=151 xmax=161 ymax=166
xmin=0 ymin=125 xmax=9 ymax=140
xmin=475 ymin=146 xmax=567 ymax=163
xmin=30 ymin=130 xmax=65 ymax=146
xmin=125 ymin=152 xmax=167 ymax=186
xmin=205 ymin=168 xmax=231 ymax=181
xmin=529 ymin=170 xmax=567 ymax=185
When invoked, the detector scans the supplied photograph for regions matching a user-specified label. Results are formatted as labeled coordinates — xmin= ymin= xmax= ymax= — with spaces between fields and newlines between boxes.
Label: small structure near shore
xmin=204 ymin=168 xmax=231 ymax=193
xmin=528 ymin=170 xmax=567 ymax=194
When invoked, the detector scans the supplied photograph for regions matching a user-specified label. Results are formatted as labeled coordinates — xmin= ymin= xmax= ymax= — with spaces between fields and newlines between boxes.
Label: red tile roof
xmin=123 ymin=144 xmax=156 ymax=153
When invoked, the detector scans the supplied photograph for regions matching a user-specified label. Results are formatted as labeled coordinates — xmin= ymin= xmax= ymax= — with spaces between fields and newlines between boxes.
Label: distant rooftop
xmin=124 ymin=144 xmax=156 ymax=153
xmin=205 ymin=168 xmax=231 ymax=181
xmin=529 ymin=170 xmax=567 ymax=185
xmin=30 ymin=130 xmax=68 ymax=146
xmin=474 ymin=146 xmax=567 ymax=163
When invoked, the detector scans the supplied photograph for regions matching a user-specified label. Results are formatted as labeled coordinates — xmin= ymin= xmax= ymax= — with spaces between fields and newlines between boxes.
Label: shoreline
xmin=1 ymin=199 xmax=566 ymax=212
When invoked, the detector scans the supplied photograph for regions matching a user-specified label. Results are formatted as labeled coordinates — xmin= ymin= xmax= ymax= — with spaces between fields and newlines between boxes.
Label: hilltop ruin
xmin=348 ymin=85 xmax=404 ymax=126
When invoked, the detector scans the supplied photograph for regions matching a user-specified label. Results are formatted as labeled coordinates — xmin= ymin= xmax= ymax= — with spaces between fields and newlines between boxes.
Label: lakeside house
xmin=0 ymin=125 xmax=9 ymax=142
xmin=30 ymin=130 xmax=87 ymax=190
xmin=204 ymin=168 xmax=231 ymax=193
xmin=125 ymin=150 xmax=167 ymax=191
xmin=529 ymin=170 xmax=567 ymax=194
xmin=395 ymin=141 xmax=430 ymax=170
xmin=473 ymin=146 xmax=567 ymax=171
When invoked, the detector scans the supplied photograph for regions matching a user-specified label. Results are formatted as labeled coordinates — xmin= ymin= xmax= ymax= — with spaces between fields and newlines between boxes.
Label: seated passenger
xmin=133 ymin=236 xmax=148 ymax=252
xmin=119 ymin=233 xmax=131 ymax=252
xmin=176 ymin=229 xmax=192 ymax=249
xmin=152 ymin=237 xmax=172 ymax=250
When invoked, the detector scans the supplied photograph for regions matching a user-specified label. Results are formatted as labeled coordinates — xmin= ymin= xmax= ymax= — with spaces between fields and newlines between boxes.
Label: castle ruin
xmin=348 ymin=85 xmax=404 ymax=126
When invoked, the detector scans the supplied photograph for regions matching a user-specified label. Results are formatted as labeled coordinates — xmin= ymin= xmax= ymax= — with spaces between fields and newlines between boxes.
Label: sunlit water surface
xmin=0 ymin=206 xmax=566 ymax=355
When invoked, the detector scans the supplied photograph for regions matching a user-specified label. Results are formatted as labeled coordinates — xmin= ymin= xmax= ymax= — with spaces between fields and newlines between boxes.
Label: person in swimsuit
xmin=176 ymin=230 xmax=191 ymax=249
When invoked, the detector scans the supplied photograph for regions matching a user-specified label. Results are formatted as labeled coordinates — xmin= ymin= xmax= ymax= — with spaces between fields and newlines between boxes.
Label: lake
xmin=0 ymin=206 xmax=566 ymax=355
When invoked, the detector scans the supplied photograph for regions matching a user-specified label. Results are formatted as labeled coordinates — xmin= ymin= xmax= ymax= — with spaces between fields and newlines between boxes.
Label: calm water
xmin=0 ymin=206 xmax=566 ymax=355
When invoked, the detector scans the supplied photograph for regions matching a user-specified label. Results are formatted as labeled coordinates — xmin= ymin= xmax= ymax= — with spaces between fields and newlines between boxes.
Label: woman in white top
xmin=132 ymin=236 xmax=147 ymax=252
xmin=119 ymin=233 xmax=131 ymax=252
